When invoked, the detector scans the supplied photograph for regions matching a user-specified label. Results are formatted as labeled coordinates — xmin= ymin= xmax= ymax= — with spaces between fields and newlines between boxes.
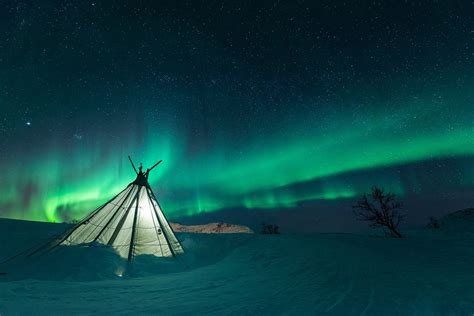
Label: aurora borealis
xmin=0 ymin=1 xmax=473 ymax=224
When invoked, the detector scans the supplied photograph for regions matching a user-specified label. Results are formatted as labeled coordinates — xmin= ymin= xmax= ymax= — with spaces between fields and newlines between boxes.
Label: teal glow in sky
xmin=0 ymin=1 xmax=473 ymax=222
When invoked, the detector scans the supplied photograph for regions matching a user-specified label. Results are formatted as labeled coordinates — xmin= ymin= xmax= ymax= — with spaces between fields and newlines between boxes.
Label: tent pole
xmin=144 ymin=160 xmax=162 ymax=176
xmin=107 ymin=188 xmax=140 ymax=246
xmin=91 ymin=185 xmax=135 ymax=243
xmin=146 ymin=188 xmax=177 ymax=257
xmin=27 ymin=185 xmax=130 ymax=257
xmin=81 ymin=186 xmax=134 ymax=242
xmin=127 ymin=187 xmax=141 ymax=261
xmin=128 ymin=156 xmax=138 ymax=174
xmin=149 ymin=188 xmax=183 ymax=252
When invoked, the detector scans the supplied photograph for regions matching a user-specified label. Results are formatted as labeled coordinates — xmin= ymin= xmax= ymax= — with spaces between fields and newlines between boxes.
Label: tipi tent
xmin=55 ymin=157 xmax=184 ymax=261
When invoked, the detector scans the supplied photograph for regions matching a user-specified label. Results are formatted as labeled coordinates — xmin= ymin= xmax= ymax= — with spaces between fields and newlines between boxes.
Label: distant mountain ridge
xmin=438 ymin=208 xmax=474 ymax=233
xmin=170 ymin=222 xmax=254 ymax=234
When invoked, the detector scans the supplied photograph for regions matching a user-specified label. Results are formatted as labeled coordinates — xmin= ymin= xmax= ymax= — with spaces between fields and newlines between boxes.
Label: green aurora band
xmin=1 ymin=84 xmax=473 ymax=223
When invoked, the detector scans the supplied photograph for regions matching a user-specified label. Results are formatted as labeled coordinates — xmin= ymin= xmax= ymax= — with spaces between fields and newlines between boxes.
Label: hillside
xmin=437 ymin=208 xmax=474 ymax=234
xmin=1 ymin=218 xmax=474 ymax=314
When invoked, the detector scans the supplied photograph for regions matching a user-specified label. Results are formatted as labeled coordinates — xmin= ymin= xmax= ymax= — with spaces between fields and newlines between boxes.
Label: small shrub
xmin=426 ymin=216 xmax=441 ymax=229
xmin=261 ymin=222 xmax=280 ymax=235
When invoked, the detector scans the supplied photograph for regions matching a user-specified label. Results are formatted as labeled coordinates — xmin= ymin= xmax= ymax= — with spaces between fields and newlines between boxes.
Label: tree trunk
xmin=389 ymin=227 xmax=402 ymax=238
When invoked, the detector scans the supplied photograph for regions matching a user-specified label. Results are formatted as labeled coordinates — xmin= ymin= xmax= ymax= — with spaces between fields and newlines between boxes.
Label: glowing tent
xmin=55 ymin=157 xmax=184 ymax=261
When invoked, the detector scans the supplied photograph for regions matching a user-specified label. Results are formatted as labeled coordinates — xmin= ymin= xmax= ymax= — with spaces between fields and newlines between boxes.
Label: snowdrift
xmin=1 ymin=218 xmax=474 ymax=315
xmin=0 ymin=219 xmax=253 ymax=281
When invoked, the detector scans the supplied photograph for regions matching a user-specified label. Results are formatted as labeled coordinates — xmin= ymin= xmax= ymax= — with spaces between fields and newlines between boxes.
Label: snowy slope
xmin=0 ymin=218 xmax=474 ymax=315
xmin=438 ymin=208 xmax=474 ymax=235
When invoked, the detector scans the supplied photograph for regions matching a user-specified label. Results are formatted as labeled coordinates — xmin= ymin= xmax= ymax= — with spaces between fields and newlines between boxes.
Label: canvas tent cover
xmin=59 ymin=159 xmax=183 ymax=261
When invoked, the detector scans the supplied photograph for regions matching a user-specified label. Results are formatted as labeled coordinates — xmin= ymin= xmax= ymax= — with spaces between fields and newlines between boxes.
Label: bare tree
xmin=261 ymin=222 xmax=280 ymax=235
xmin=426 ymin=216 xmax=440 ymax=229
xmin=353 ymin=186 xmax=404 ymax=238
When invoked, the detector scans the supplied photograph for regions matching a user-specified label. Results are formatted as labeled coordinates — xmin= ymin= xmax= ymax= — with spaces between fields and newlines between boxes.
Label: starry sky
xmin=0 ymin=1 xmax=473 ymax=224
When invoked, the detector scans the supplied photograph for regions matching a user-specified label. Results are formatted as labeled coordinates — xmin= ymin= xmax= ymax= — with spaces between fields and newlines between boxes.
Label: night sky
xmin=0 ymin=1 xmax=473 ymax=224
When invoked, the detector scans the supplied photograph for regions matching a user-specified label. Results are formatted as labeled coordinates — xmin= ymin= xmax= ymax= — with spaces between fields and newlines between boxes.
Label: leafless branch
xmin=353 ymin=186 xmax=404 ymax=238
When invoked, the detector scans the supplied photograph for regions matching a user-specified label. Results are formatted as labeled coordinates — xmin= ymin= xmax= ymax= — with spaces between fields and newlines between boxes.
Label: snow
xmin=1 ymin=218 xmax=474 ymax=315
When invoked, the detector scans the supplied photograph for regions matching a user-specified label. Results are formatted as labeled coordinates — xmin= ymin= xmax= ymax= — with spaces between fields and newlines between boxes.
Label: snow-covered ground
xmin=0 ymin=217 xmax=474 ymax=315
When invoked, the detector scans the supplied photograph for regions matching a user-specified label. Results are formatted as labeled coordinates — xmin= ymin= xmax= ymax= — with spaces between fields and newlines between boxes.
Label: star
xmin=26 ymin=121 xmax=31 ymax=126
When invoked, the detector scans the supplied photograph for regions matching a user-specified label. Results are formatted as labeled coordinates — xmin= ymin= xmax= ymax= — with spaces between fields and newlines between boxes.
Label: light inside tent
xmin=115 ymin=266 xmax=125 ymax=277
